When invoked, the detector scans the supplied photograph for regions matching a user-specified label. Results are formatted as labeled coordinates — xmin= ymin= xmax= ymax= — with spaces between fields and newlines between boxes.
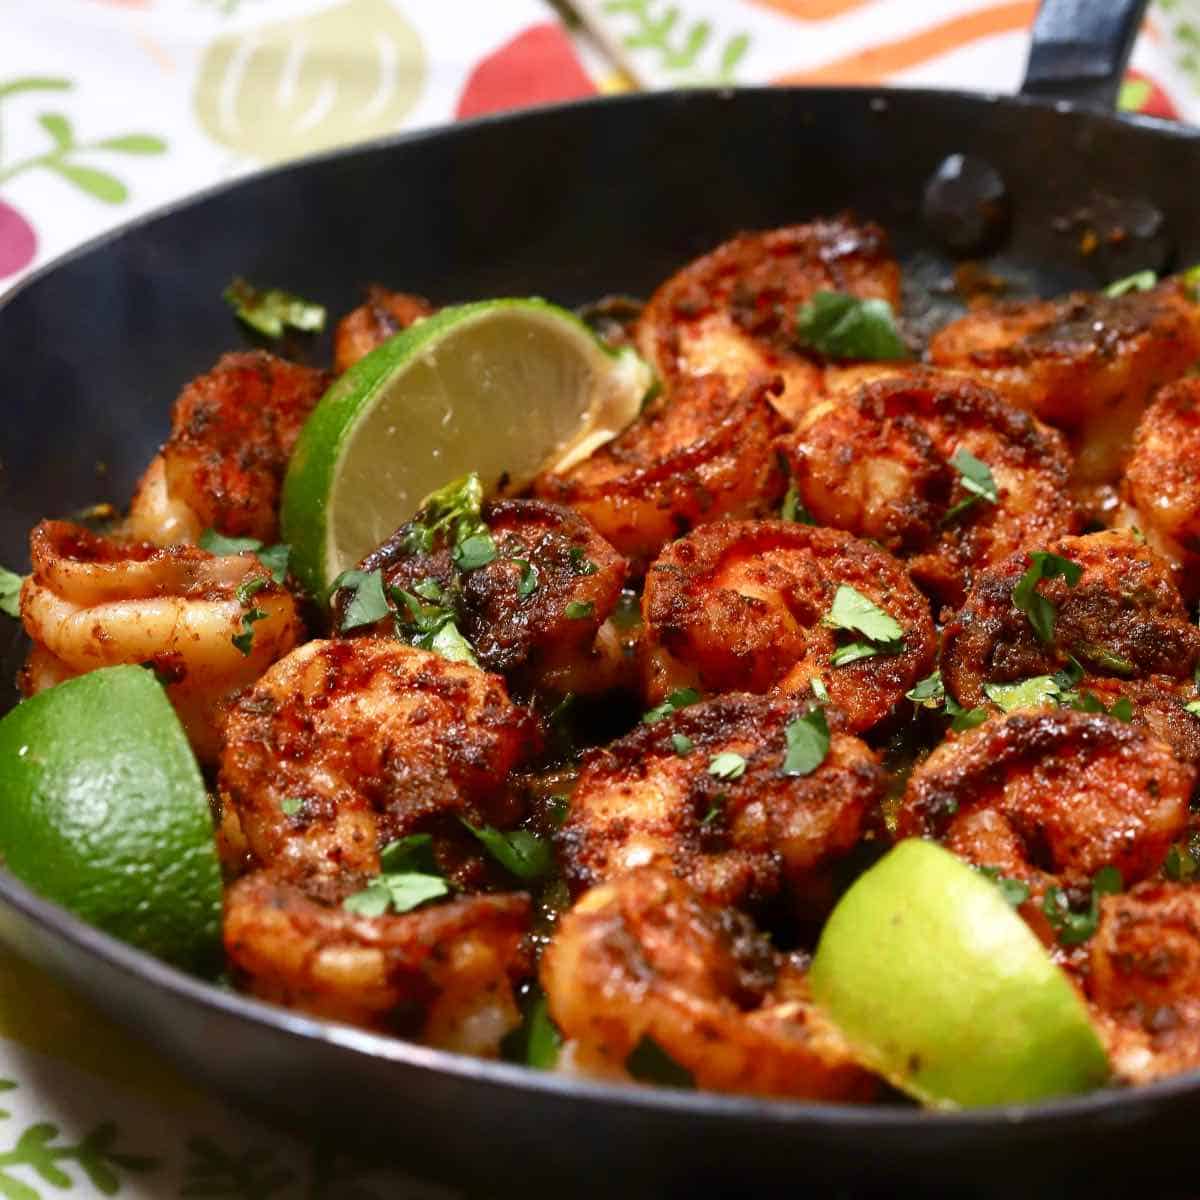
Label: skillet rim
xmin=2 ymin=82 xmax=1199 ymax=1131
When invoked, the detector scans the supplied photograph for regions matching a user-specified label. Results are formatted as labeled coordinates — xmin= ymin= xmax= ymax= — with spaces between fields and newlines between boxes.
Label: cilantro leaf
xmin=975 ymin=865 xmax=1030 ymax=908
xmin=625 ymin=1035 xmax=694 ymax=1089
xmin=231 ymin=606 xmax=267 ymax=655
xmin=945 ymin=694 xmax=988 ymax=731
xmin=235 ymin=575 xmax=268 ymax=607
xmin=508 ymin=991 xmax=562 ymax=1070
xmin=565 ymin=600 xmax=595 ymax=620
xmin=707 ymin=752 xmax=746 ymax=781
xmin=514 ymin=558 xmax=539 ymax=598
xmin=255 ymin=543 xmax=291 ymax=585
xmin=343 ymin=872 xmax=448 ymax=916
xmin=422 ymin=621 xmax=480 ymax=668
xmin=670 ymin=733 xmax=694 ymax=756
xmin=830 ymin=641 xmax=882 ymax=666
xmin=0 ymin=566 xmax=23 ymax=618
xmin=780 ymin=481 xmax=815 ymax=525
xmin=782 ymin=708 xmax=830 ymax=776
xmin=906 ymin=670 xmax=945 ymax=708
xmin=224 ymin=277 xmax=325 ymax=338
xmin=453 ymin=531 xmax=497 ymax=572
xmin=1185 ymin=700 xmax=1200 ymax=718
xmin=826 ymin=585 xmax=904 ymax=644
xmin=643 ymin=688 xmax=701 ymax=724
xmin=1104 ymin=270 xmax=1156 ymax=298
xmin=983 ymin=675 xmax=1061 ymax=711
xmin=379 ymin=833 xmax=437 ymax=875
xmin=198 ymin=530 xmax=290 ymax=583
xmin=568 ymin=547 xmax=599 ymax=576
xmin=279 ymin=797 xmax=303 ymax=818
xmin=700 ymin=796 xmax=723 ymax=827
xmin=462 ymin=821 xmax=553 ymax=880
xmin=1109 ymin=696 xmax=1133 ymax=722
xmin=1042 ymin=866 xmax=1122 ymax=946
xmin=944 ymin=448 xmax=998 ymax=523
xmin=811 ymin=677 xmax=829 ymax=703
xmin=795 ymin=291 xmax=908 ymax=362
xmin=1012 ymin=551 xmax=1082 ymax=643
xmin=332 ymin=568 xmax=390 ymax=632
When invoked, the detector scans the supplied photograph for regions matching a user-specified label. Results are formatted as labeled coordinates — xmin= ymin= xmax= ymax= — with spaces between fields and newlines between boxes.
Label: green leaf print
xmin=46 ymin=161 xmax=128 ymax=204
xmin=181 ymin=1136 xmax=295 ymax=1200
xmin=602 ymin=0 xmax=751 ymax=83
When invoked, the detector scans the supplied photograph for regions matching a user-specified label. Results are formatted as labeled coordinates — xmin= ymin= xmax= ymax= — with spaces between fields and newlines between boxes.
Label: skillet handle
xmin=1020 ymin=0 xmax=1150 ymax=109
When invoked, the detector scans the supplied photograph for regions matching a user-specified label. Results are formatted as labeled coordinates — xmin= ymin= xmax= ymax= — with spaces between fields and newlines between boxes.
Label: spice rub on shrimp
xmin=1119 ymin=378 xmax=1200 ymax=597
xmin=345 ymin=492 xmax=629 ymax=697
xmin=636 ymin=217 xmax=902 ymax=425
xmin=333 ymin=286 xmax=435 ymax=375
xmin=534 ymin=373 xmax=787 ymax=573
xmin=559 ymin=692 xmax=884 ymax=915
xmin=540 ymin=867 xmax=877 ymax=1099
xmin=641 ymin=521 xmax=936 ymax=732
xmin=896 ymin=709 xmax=1193 ymax=949
xmin=127 ymin=352 xmax=329 ymax=545
xmin=778 ymin=370 xmax=1079 ymax=607
xmin=19 ymin=520 xmax=302 ymax=761
xmin=942 ymin=531 xmax=1200 ymax=710
xmin=928 ymin=278 xmax=1200 ymax=491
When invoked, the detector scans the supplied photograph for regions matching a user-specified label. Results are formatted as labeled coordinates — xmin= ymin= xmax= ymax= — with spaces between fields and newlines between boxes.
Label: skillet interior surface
xmin=3 ymin=86 xmax=1200 ymax=1197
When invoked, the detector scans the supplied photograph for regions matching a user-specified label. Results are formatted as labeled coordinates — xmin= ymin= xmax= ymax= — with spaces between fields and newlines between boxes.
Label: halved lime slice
xmin=0 ymin=665 xmax=222 ymax=974
xmin=809 ymin=839 xmax=1109 ymax=1108
xmin=281 ymin=299 xmax=652 ymax=599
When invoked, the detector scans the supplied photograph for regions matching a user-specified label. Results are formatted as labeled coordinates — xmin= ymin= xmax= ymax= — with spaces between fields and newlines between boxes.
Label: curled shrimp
xmin=19 ymin=520 xmax=302 ymax=761
xmin=635 ymin=218 xmax=902 ymax=425
xmin=127 ymin=351 xmax=328 ymax=545
xmin=559 ymin=691 xmax=884 ymax=916
xmin=540 ymin=866 xmax=877 ymax=1100
xmin=534 ymin=373 xmax=787 ymax=574
xmin=929 ymin=278 xmax=1200 ymax=495
xmin=640 ymin=520 xmax=936 ymax=732
xmin=896 ymin=708 xmax=1193 ymax=949
xmin=333 ymin=286 xmax=435 ymax=374
xmin=777 ymin=370 xmax=1079 ymax=607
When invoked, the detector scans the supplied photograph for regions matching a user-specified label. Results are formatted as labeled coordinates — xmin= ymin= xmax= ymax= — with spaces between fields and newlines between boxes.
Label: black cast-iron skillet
xmin=1 ymin=0 xmax=1195 ymax=1194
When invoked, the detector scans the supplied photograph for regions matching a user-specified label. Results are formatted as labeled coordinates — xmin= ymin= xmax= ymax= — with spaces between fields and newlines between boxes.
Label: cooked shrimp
xmin=1119 ymin=378 xmax=1200 ymax=598
xmin=896 ymin=709 xmax=1193 ymax=947
xmin=224 ymin=871 xmax=529 ymax=1052
xmin=636 ymin=218 xmax=902 ymax=425
xmin=541 ymin=867 xmax=876 ymax=1099
xmin=127 ymin=352 xmax=329 ymax=545
xmin=641 ymin=521 xmax=936 ymax=732
xmin=19 ymin=520 xmax=302 ymax=761
xmin=942 ymin=531 xmax=1200 ymax=709
xmin=777 ymin=370 xmax=1079 ymax=607
xmin=347 ymin=498 xmax=630 ymax=697
xmin=219 ymin=638 xmax=539 ymax=890
xmin=1085 ymin=881 xmax=1200 ymax=1085
xmin=333 ymin=286 xmax=435 ymax=374
xmin=559 ymin=692 xmax=884 ymax=914
xmin=929 ymin=278 xmax=1200 ymax=492
xmin=534 ymin=373 xmax=787 ymax=573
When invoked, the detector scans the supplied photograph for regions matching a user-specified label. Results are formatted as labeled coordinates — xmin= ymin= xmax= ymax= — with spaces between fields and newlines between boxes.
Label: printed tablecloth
xmin=4 ymin=1 xmax=1200 ymax=1196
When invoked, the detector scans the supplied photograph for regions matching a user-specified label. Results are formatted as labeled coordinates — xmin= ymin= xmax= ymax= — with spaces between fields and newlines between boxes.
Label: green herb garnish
xmin=568 ymin=547 xmax=599 ymax=576
xmin=0 ymin=566 xmax=24 ymax=618
xmin=795 ymin=291 xmax=908 ymax=361
xmin=782 ymin=708 xmax=830 ymax=776
xmin=231 ymin=606 xmax=268 ymax=656
xmin=514 ymin=558 xmax=539 ymax=598
xmin=462 ymin=820 xmax=553 ymax=881
xmin=331 ymin=568 xmax=390 ymax=632
xmin=707 ymin=752 xmax=746 ymax=781
xmin=1012 ymin=551 xmax=1082 ymax=643
xmin=199 ymin=529 xmax=290 ymax=583
xmin=975 ymin=865 xmax=1031 ymax=908
xmin=342 ymin=872 xmax=449 ymax=917
xmin=643 ymin=688 xmax=701 ymax=724
xmin=1042 ymin=866 xmax=1122 ymax=946
xmin=626 ymin=1036 xmax=694 ymax=1089
xmin=945 ymin=694 xmax=989 ymax=731
xmin=944 ymin=448 xmax=998 ymax=524
xmin=565 ymin=600 xmax=595 ymax=620
xmin=224 ymin=277 xmax=325 ymax=338
xmin=671 ymin=733 xmax=694 ymax=756
xmin=906 ymin=670 xmax=945 ymax=708
xmin=780 ymin=480 xmax=815 ymax=524
xmin=453 ymin=531 xmax=497 ymax=572
xmin=983 ymin=675 xmax=1061 ymax=711
xmin=825 ymin=584 xmax=904 ymax=665
xmin=1104 ymin=270 xmax=1156 ymax=298
xmin=279 ymin=797 xmax=303 ymax=818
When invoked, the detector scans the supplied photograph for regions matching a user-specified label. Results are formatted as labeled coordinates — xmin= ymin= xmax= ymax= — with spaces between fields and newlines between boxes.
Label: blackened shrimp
xmin=333 ymin=286 xmax=435 ymax=375
xmin=19 ymin=520 xmax=302 ymax=761
xmin=636 ymin=218 xmax=902 ymax=424
xmin=929 ymin=279 xmax=1200 ymax=492
xmin=778 ymin=370 xmax=1079 ymax=607
xmin=127 ymin=352 xmax=329 ymax=545
xmin=641 ymin=521 xmax=936 ymax=732
xmin=540 ymin=867 xmax=877 ymax=1099
xmin=1119 ymin=378 xmax=1200 ymax=597
xmin=534 ymin=373 xmax=787 ymax=574
xmin=347 ymin=498 xmax=629 ymax=697
xmin=558 ymin=692 xmax=884 ymax=915
xmin=942 ymin=531 xmax=1200 ymax=709
xmin=896 ymin=709 xmax=1193 ymax=948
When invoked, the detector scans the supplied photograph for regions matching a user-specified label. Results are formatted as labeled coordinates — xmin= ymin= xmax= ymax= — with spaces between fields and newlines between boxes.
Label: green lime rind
xmin=0 ymin=666 xmax=222 ymax=975
xmin=281 ymin=298 xmax=647 ymax=602
xmin=809 ymin=839 xmax=1110 ymax=1109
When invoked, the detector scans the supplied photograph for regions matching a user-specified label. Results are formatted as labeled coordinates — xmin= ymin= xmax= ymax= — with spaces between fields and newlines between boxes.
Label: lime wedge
xmin=281 ymin=299 xmax=652 ymax=598
xmin=0 ymin=665 xmax=222 ymax=974
xmin=809 ymin=839 xmax=1109 ymax=1108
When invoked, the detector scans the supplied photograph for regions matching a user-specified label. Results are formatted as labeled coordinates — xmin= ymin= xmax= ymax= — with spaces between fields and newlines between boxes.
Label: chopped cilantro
xmin=331 ymin=568 xmax=390 ymax=631
xmin=1104 ymin=270 xmax=1156 ymax=298
xmin=1185 ymin=700 xmax=1200 ymax=718
xmin=379 ymin=833 xmax=438 ymax=874
xmin=780 ymin=480 xmax=815 ymax=524
xmin=413 ymin=577 xmax=445 ymax=602
xmin=945 ymin=694 xmax=988 ymax=731
xmin=0 ymin=566 xmax=23 ymax=618
xmin=1080 ymin=645 xmax=1135 ymax=676
xmin=625 ymin=1035 xmax=694 ymax=1088
xmin=224 ymin=277 xmax=325 ymax=338
xmin=1165 ymin=837 xmax=1200 ymax=883
xmin=453 ymin=530 xmax=497 ymax=572
xmin=984 ymin=675 xmax=1060 ymax=711
xmin=1012 ymin=551 xmax=1082 ymax=643
xmin=795 ymin=291 xmax=908 ymax=362
xmin=462 ymin=820 xmax=553 ymax=880
xmin=407 ymin=474 xmax=490 ymax=560
xmin=1109 ymin=696 xmax=1133 ymax=722
xmin=671 ymin=733 xmax=694 ymax=756
xmin=565 ymin=600 xmax=595 ymax=620
xmin=944 ymin=448 xmax=998 ymax=524
xmin=975 ymin=865 xmax=1031 ymax=907
xmin=547 ymin=795 xmax=570 ymax=828
xmin=231 ymin=606 xmax=267 ymax=656
xmin=830 ymin=641 xmax=883 ymax=666
xmin=700 ymin=796 xmax=723 ymax=827
xmin=782 ymin=708 xmax=830 ymax=776
xmin=906 ymin=670 xmax=945 ymax=708
xmin=707 ymin=752 xmax=746 ymax=781
xmin=826 ymin=585 xmax=904 ymax=645
xmin=568 ymin=547 xmax=599 ymax=576
xmin=343 ymin=872 xmax=448 ymax=917
xmin=198 ymin=529 xmax=290 ymax=584
xmin=1042 ymin=866 xmax=1122 ymax=946
xmin=424 ymin=621 xmax=480 ymax=668
xmin=235 ymin=575 xmax=269 ymax=607
xmin=514 ymin=558 xmax=539 ymax=598
xmin=279 ymin=797 xmax=303 ymax=818
xmin=811 ymin=677 xmax=830 ymax=703
xmin=510 ymin=991 xmax=562 ymax=1070
xmin=643 ymin=688 xmax=701 ymax=724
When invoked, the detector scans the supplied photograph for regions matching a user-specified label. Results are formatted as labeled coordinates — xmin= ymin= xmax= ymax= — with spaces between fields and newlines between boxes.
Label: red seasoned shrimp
xmin=896 ymin=709 xmax=1193 ymax=949
xmin=19 ymin=520 xmax=302 ymax=761
xmin=534 ymin=373 xmax=787 ymax=574
xmin=640 ymin=521 xmax=936 ymax=732
xmin=558 ymin=692 xmax=884 ymax=915
xmin=333 ymin=286 xmax=436 ymax=374
xmin=929 ymin=278 xmax=1200 ymax=493
xmin=777 ymin=370 xmax=1079 ymax=607
xmin=127 ymin=352 xmax=329 ymax=545
xmin=636 ymin=218 xmax=902 ymax=424
xmin=540 ymin=867 xmax=877 ymax=1099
